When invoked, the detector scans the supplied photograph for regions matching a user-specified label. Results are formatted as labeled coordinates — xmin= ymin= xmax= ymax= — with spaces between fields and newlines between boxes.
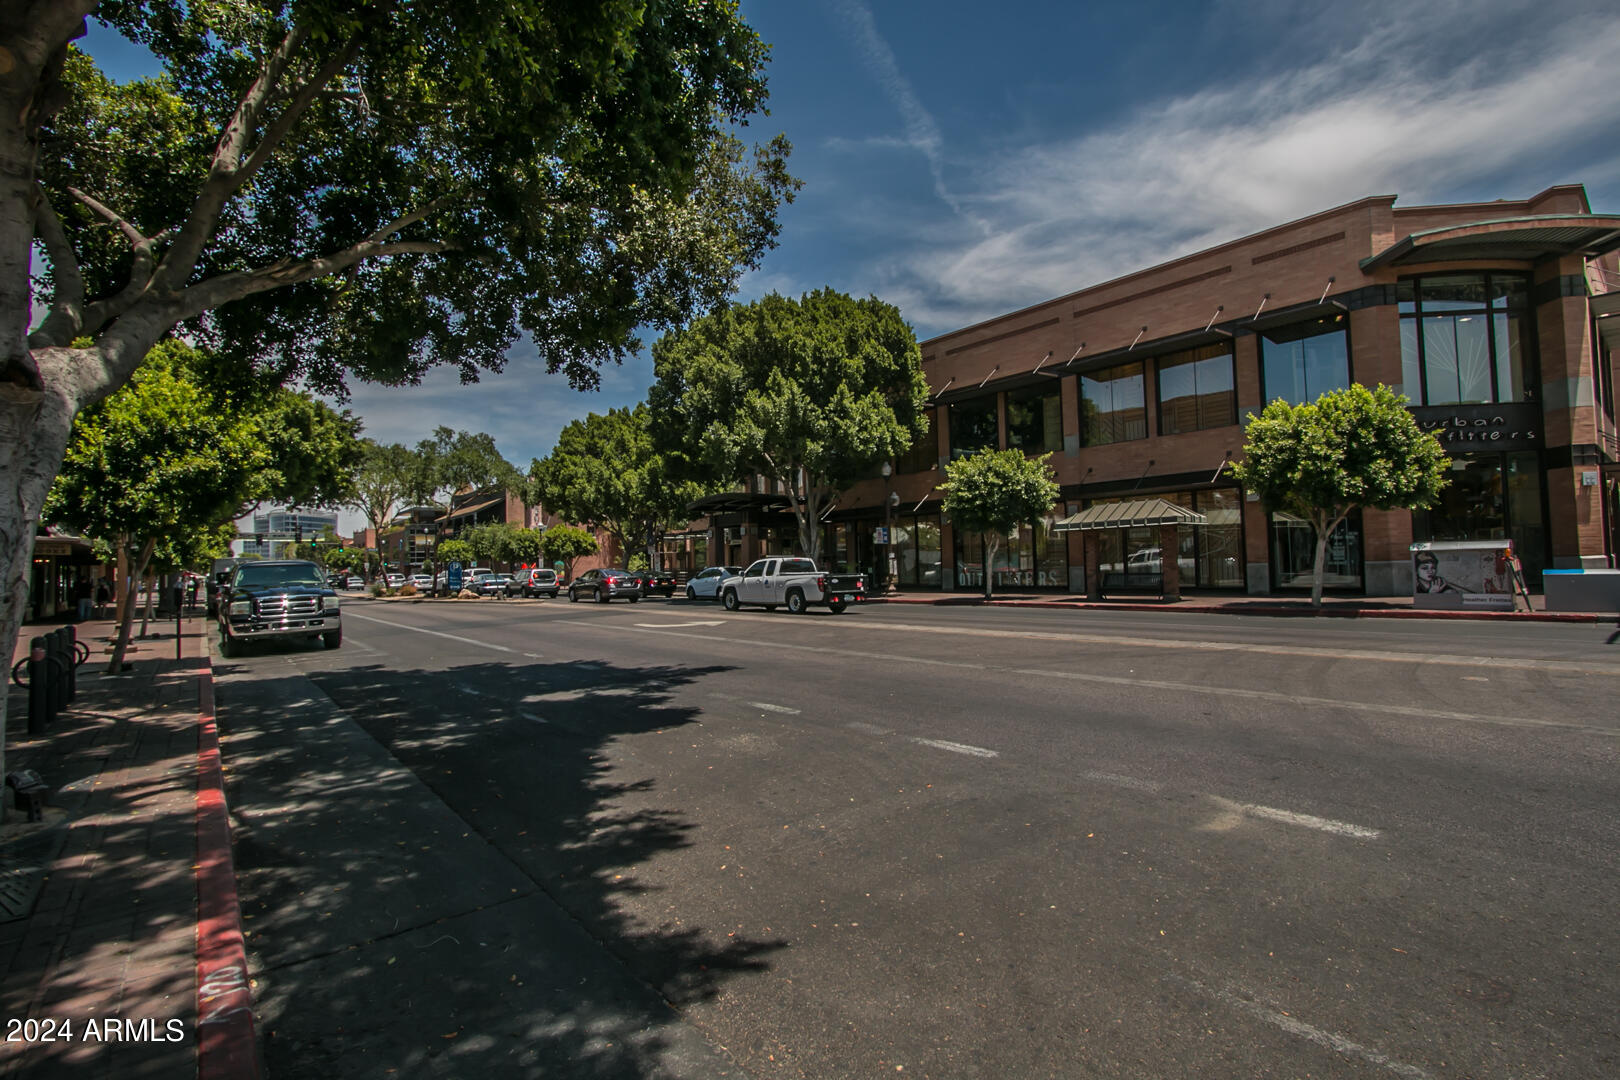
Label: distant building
xmin=238 ymin=508 xmax=340 ymax=559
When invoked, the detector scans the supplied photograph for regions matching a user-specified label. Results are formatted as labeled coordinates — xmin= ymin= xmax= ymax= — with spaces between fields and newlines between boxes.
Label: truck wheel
xmin=786 ymin=589 xmax=807 ymax=615
xmin=219 ymin=630 xmax=239 ymax=658
xmin=722 ymin=589 xmax=740 ymax=612
xmin=322 ymin=629 xmax=342 ymax=649
xmin=829 ymin=601 xmax=848 ymax=614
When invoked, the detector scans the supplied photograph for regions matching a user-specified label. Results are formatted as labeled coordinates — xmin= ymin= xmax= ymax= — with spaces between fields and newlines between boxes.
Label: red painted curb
xmin=196 ymin=653 xmax=261 ymax=1080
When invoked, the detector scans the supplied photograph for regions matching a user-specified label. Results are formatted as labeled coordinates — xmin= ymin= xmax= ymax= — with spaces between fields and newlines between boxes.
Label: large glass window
xmin=1411 ymin=451 xmax=1546 ymax=579
xmin=948 ymin=397 xmax=999 ymax=460
xmin=954 ymin=518 xmax=1065 ymax=589
xmin=890 ymin=515 xmax=943 ymax=587
xmin=1397 ymin=273 xmax=1535 ymax=405
xmin=1259 ymin=315 xmax=1350 ymax=405
xmin=1006 ymin=385 xmax=1063 ymax=453
xmin=1086 ymin=490 xmax=1244 ymax=590
xmin=1081 ymin=361 xmax=1146 ymax=445
xmin=1269 ymin=512 xmax=1362 ymax=591
xmin=1157 ymin=343 xmax=1236 ymax=434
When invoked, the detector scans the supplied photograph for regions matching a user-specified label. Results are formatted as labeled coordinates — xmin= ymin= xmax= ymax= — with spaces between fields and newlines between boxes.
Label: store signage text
xmin=1409 ymin=405 xmax=1541 ymax=449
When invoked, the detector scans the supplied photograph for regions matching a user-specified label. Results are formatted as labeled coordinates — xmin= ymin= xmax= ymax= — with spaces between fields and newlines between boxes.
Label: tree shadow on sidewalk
xmin=214 ymin=653 xmax=783 ymax=1078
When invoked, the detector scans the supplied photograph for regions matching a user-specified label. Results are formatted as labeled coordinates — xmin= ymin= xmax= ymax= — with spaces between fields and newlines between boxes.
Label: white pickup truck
xmin=719 ymin=557 xmax=867 ymax=615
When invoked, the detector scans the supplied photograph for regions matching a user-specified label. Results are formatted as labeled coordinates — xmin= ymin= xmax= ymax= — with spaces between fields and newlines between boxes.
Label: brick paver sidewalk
xmin=0 ymin=615 xmax=255 ymax=1079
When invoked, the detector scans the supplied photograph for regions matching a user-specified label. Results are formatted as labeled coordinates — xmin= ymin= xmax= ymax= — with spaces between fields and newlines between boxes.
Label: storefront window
xmin=889 ymin=515 xmax=943 ymax=587
xmin=1006 ymin=385 xmax=1063 ymax=453
xmin=948 ymin=397 xmax=999 ymax=459
xmin=954 ymin=519 xmax=1065 ymax=589
xmin=1157 ymin=343 xmax=1236 ymax=434
xmin=1397 ymin=273 xmax=1535 ymax=405
xmin=1411 ymin=451 xmax=1546 ymax=579
xmin=1259 ymin=315 xmax=1350 ymax=405
xmin=1269 ymin=512 xmax=1362 ymax=591
xmin=1081 ymin=361 xmax=1146 ymax=445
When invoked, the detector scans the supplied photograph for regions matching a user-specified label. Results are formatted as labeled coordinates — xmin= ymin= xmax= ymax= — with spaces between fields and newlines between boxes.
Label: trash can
xmin=1408 ymin=540 xmax=1517 ymax=611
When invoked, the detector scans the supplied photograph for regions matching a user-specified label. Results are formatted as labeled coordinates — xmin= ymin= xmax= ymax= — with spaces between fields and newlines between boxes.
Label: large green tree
xmin=1 ymin=0 xmax=796 ymax=771
xmin=649 ymin=290 xmax=929 ymax=563
xmin=940 ymin=449 xmax=1060 ymax=601
xmin=1231 ymin=384 xmax=1449 ymax=608
xmin=540 ymin=524 xmax=599 ymax=581
xmin=531 ymin=404 xmax=708 ymax=571
xmin=347 ymin=438 xmax=413 ymax=535
xmin=46 ymin=339 xmax=358 ymax=670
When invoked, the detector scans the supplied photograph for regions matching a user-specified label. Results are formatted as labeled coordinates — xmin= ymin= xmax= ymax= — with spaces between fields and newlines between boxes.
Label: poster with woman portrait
xmin=1411 ymin=543 xmax=1514 ymax=610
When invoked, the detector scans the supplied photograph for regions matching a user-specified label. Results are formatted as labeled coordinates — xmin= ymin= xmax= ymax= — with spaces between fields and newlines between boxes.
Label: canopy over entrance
xmin=1052 ymin=498 xmax=1207 ymax=531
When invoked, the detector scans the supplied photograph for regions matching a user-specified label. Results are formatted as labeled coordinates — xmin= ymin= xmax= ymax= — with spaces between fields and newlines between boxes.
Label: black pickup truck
xmin=217 ymin=559 xmax=342 ymax=657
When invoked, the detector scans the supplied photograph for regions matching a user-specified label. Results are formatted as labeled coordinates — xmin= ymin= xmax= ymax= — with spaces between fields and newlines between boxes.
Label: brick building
xmin=692 ymin=185 xmax=1620 ymax=596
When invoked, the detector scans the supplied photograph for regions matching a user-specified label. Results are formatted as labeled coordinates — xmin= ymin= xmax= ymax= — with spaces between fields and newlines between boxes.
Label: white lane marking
xmin=846 ymin=722 xmax=890 ymax=736
xmin=747 ymin=701 xmax=801 ymax=715
xmin=344 ymin=611 xmax=516 ymax=653
xmin=1168 ymin=975 xmax=1435 ymax=1080
xmin=520 ymin=712 xmax=548 ymax=725
xmin=909 ymin=737 xmax=998 ymax=758
xmin=1211 ymin=797 xmax=1381 ymax=839
xmin=344 ymin=637 xmax=384 ymax=656
xmin=1083 ymin=770 xmax=1162 ymax=793
xmin=458 ymin=685 xmax=482 ymax=697
xmin=523 ymin=652 xmax=544 ymax=659
xmin=585 ymin=622 xmax=1609 ymax=735
xmin=635 ymin=621 xmax=725 ymax=629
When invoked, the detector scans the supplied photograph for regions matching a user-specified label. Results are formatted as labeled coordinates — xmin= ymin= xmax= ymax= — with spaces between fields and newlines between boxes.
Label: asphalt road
xmin=216 ymin=596 xmax=1620 ymax=1079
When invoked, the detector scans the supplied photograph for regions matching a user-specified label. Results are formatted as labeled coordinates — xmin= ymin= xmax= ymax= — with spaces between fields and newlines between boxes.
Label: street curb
xmin=195 ymin=651 xmax=262 ymax=1080
xmin=864 ymin=596 xmax=1607 ymax=623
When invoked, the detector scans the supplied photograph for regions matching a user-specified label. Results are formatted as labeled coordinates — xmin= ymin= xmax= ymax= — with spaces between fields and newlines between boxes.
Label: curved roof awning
xmin=685 ymin=492 xmax=793 ymax=516
xmin=1360 ymin=214 xmax=1620 ymax=272
xmin=1052 ymin=498 xmax=1207 ymax=531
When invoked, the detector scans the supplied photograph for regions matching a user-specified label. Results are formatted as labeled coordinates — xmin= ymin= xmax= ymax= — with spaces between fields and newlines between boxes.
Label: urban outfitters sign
xmin=1409 ymin=403 xmax=1541 ymax=449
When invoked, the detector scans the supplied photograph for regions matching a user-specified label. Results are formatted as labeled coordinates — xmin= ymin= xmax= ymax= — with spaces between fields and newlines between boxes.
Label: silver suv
xmin=518 ymin=568 xmax=559 ymax=598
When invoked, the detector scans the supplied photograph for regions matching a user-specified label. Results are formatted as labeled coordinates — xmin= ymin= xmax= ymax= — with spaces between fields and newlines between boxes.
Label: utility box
xmin=1408 ymin=541 xmax=1516 ymax=611
xmin=1542 ymin=569 xmax=1620 ymax=612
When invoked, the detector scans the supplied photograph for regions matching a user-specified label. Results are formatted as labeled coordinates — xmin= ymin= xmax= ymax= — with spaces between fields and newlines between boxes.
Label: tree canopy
xmin=1230 ymin=383 xmax=1449 ymax=607
xmin=649 ymin=290 xmax=929 ymax=562
xmin=939 ymin=449 xmax=1060 ymax=600
xmin=347 ymin=439 xmax=413 ymax=533
xmin=531 ymin=404 xmax=708 ymax=570
xmin=540 ymin=524 xmax=598 ymax=578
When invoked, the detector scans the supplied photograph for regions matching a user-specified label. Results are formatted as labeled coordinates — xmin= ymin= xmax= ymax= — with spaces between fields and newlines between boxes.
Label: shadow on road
xmin=215 ymin=652 xmax=781 ymax=1078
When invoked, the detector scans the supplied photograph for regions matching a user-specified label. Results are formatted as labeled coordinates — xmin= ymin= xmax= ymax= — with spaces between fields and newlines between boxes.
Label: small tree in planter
xmin=541 ymin=524 xmax=599 ymax=582
xmin=941 ymin=449 xmax=1059 ymax=600
xmin=1231 ymin=384 xmax=1449 ymax=608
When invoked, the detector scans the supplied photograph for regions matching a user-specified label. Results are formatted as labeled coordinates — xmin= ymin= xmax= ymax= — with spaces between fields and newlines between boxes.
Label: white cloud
xmin=859 ymin=2 xmax=1620 ymax=338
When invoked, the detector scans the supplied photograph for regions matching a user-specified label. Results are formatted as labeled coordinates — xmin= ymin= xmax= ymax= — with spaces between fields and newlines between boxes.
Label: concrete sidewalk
xmin=1 ymin=615 xmax=255 ymax=1079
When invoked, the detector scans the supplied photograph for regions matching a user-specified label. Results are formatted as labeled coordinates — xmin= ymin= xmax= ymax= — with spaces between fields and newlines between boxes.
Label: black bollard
xmin=66 ymin=624 xmax=77 ymax=703
xmin=27 ymin=637 xmax=47 ymax=735
xmin=43 ymin=632 xmax=61 ymax=722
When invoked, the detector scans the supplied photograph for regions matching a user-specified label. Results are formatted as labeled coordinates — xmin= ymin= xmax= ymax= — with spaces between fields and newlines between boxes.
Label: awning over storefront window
xmin=445 ymin=496 xmax=504 ymax=520
xmin=1051 ymin=498 xmax=1207 ymax=531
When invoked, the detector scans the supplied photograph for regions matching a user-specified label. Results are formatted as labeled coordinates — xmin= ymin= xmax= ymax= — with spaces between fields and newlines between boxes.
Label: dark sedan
xmin=632 ymin=569 xmax=676 ymax=597
xmin=567 ymin=568 xmax=642 ymax=603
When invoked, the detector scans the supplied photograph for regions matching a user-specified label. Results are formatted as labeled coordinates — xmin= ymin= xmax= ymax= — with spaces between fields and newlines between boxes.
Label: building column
xmin=1159 ymin=524 xmax=1181 ymax=600
xmin=1084 ymin=532 xmax=1102 ymax=600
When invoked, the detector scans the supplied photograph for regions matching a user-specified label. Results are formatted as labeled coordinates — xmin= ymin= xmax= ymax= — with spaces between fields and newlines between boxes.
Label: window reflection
xmin=1259 ymin=315 xmax=1350 ymax=405
xmin=1398 ymin=272 xmax=1535 ymax=405
xmin=1081 ymin=362 xmax=1146 ymax=445
xmin=948 ymin=397 xmax=998 ymax=459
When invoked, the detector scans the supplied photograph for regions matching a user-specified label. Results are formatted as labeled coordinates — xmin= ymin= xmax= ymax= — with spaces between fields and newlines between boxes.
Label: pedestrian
xmin=74 ymin=575 xmax=93 ymax=622
xmin=94 ymin=576 xmax=111 ymax=619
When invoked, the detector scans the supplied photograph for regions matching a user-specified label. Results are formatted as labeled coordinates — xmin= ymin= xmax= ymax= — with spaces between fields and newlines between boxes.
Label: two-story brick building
xmin=700 ymin=185 xmax=1619 ymax=596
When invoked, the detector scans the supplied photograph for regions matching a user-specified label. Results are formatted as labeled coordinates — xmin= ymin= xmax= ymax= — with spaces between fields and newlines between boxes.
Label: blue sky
xmin=77 ymin=1 xmax=1620 ymax=531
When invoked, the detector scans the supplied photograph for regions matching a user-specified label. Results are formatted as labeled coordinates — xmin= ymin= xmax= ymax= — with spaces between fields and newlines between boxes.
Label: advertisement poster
xmin=1412 ymin=545 xmax=1513 ymax=610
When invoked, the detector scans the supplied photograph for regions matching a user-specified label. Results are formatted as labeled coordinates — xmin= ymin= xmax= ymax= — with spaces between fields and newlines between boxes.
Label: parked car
xmin=719 ymin=558 xmax=865 ymax=614
xmin=517 ymin=568 xmax=559 ymax=598
xmin=411 ymin=574 xmax=432 ymax=591
xmin=385 ymin=573 xmax=406 ymax=589
xmin=631 ymin=569 xmax=676 ymax=597
xmin=568 ymin=568 xmax=641 ymax=603
xmin=475 ymin=574 xmax=517 ymax=597
xmin=217 ymin=559 xmax=341 ymax=657
xmin=685 ymin=565 xmax=744 ymax=600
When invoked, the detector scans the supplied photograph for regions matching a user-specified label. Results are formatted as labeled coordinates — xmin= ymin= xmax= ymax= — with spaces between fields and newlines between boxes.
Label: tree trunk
xmin=1310 ymin=514 xmax=1330 ymax=610
xmin=0 ymin=377 xmax=80 ymax=811
xmin=139 ymin=574 xmax=154 ymax=637
xmin=106 ymin=537 xmax=156 ymax=675
xmin=982 ymin=532 xmax=998 ymax=601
